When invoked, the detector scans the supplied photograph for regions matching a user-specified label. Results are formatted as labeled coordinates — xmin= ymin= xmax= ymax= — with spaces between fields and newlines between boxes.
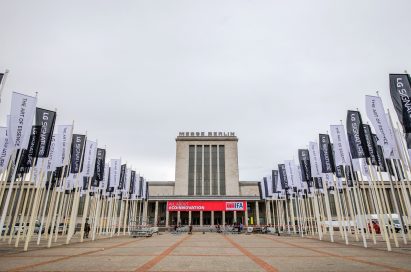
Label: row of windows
xmin=188 ymin=145 xmax=225 ymax=195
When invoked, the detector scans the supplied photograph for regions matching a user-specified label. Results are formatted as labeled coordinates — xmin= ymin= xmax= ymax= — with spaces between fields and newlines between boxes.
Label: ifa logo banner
xmin=167 ymin=201 xmax=246 ymax=211
xmin=225 ymin=202 xmax=244 ymax=211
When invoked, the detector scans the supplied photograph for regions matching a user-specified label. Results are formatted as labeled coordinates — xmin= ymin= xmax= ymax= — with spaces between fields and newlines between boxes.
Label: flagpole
xmin=0 ymin=69 xmax=10 ymax=103
xmin=23 ymin=159 xmax=46 ymax=251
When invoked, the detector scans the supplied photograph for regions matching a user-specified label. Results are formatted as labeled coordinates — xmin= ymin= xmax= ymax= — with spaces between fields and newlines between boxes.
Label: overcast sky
xmin=0 ymin=0 xmax=410 ymax=181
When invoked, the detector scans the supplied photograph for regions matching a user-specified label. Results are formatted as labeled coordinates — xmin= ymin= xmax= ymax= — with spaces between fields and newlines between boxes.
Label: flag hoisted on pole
xmin=0 ymin=92 xmax=37 ymax=235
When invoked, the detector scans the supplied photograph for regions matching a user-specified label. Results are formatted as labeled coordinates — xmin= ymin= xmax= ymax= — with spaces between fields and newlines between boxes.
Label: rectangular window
xmin=196 ymin=145 xmax=203 ymax=195
xmin=211 ymin=145 xmax=218 ymax=195
xmin=188 ymin=145 xmax=195 ymax=195
xmin=204 ymin=145 xmax=210 ymax=195
xmin=219 ymin=145 xmax=226 ymax=195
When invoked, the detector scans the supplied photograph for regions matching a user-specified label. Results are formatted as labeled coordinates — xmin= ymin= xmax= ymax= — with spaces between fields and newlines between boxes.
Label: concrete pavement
xmin=0 ymin=233 xmax=410 ymax=272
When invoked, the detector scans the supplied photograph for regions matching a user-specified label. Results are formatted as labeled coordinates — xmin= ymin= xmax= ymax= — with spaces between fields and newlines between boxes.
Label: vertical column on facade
xmin=222 ymin=211 xmax=226 ymax=225
xmin=154 ymin=201 xmax=159 ymax=226
xmin=143 ymin=201 xmax=148 ymax=226
xmin=165 ymin=210 xmax=169 ymax=228
xmin=266 ymin=200 xmax=272 ymax=225
xmin=233 ymin=211 xmax=237 ymax=223
xmin=177 ymin=211 xmax=181 ymax=225
xmin=200 ymin=211 xmax=203 ymax=226
xmin=255 ymin=201 xmax=260 ymax=226
xmin=189 ymin=211 xmax=192 ymax=225
xmin=211 ymin=211 xmax=214 ymax=226
xmin=245 ymin=203 xmax=249 ymax=226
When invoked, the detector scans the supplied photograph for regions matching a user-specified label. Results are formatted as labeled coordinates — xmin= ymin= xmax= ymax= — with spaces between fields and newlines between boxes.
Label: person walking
xmin=84 ymin=219 xmax=91 ymax=238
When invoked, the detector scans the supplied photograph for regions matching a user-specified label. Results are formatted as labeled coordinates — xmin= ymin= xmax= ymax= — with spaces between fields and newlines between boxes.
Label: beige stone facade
xmin=145 ymin=133 xmax=265 ymax=227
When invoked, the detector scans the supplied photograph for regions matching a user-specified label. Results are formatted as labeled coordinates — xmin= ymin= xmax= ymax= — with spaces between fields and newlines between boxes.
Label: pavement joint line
xmin=134 ymin=234 xmax=192 ymax=272
xmin=223 ymin=235 xmax=278 ymax=272
xmin=258 ymin=235 xmax=409 ymax=272
xmin=6 ymin=238 xmax=145 ymax=272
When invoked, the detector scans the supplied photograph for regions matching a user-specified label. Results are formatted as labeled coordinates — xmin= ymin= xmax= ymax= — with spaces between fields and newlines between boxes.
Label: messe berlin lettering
xmin=167 ymin=201 xmax=246 ymax=211
xmin=178 ymin=132 xmax=235 ymax=137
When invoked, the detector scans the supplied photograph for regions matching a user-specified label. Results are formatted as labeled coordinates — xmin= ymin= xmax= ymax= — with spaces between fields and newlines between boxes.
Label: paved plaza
xmin=0 ymin=233 xmax=410 ymax=272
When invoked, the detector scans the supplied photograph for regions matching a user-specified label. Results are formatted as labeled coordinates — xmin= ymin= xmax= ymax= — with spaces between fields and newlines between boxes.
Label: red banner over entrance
xmin=167 ymin=201 xmax=247 ymax=211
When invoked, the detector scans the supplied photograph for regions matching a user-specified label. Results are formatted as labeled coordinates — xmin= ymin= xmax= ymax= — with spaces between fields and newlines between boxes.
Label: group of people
xmin=215 ymin=222 xmax=244 ymax=233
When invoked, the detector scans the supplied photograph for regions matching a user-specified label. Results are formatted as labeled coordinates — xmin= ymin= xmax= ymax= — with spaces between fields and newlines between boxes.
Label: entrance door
xmin=214 ymin=211 xmax=222 ymax=225
xmin=203 ymin=212 xmax=211 ymax=225
xmin=192 ymin=212 xmax=200 ymax=225
xmin=180 ymin=212 xmax=189 ymax=225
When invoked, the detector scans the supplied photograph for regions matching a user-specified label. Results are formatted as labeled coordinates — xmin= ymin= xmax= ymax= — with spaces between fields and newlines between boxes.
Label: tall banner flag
xmin=278 ymin=164 xmax=288 ymax=190
xmin=262 ymin=177 xmax=269 ymax=199
xmin=389 ymin=73 xmax=411 ymax=133
xmin=92 ymin=148 xmax=105 ymax=187
xmin=56 ymin=125 xmax=73 ymax=167
xmin=365 ymin=95 xmax=396 ymax=158
xmin=284 ymin=160 xmax=296 ymax=189
xmin=272 ymin=170 xmax=279 ymax=193
xmin=319 ymin=134 xmax=335 ymax=173
xmin=363 ymin=124 xmax=378 ymax=165
xmin=298 ymin=149 xmax=312 ymax=183
xmin=0 ymin=127 xmax=12 ymax=173
xmin=18 ymin=126 xmax=41 ymax=173
xmin=124 ymin=168 xmax=131 ymax=193
xmin=130 ymin=171 xmax=136 ymax=199
xmin=82 ymin=140 xmax=97 ymax=177
xmin=330 ymin=125 xmax=351 ymax=166
xmin=346 ymin=110 xmax=369 ymax=159
xmin=46 ymin=135 xmax=57 ymax=172
xmin=141 ymin=177 xmax=148 ymax=199
xmin=35 ymin=108 xmax=56 ymax=157
xmin=118 ymin=164 xmax=126 ymax=190
xmin=266 ymin=175 xmax=273 ymax=197
xmin=100 ymin=162 xmax=109 ymax=191
xmin=9 ymin=92 xmax=37 ymax=149
xmin=308 ymin=141 xmax=322 ymax=177
xmin=70 ymin=134 xmax=86 ymax=173
xmin=110 ymin=159 xmax=121 ymax=189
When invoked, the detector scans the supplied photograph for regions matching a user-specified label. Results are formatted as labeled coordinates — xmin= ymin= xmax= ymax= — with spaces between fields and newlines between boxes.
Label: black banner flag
xmin=346 ymin=110 xmax=369 ymax=159
xmin=278 ymin=164 xmax=288 ymax=190
xmin=298 ymin=149 xmax=312 ymax=181
xmin=363 ymin=124 xmax=378 ymax=165
xmin=35 ymin=108 xmax=56 ymax=157
xmin=118 ymin=164 xmax=126 ymax=190
xmin=319 ymin=134 xmax=335 ymax=173
xmin=91 ymin=148 xmax=106 ymax=187
xmin=389 ymin=74 xmax=411 ymax=133
xmin=272 ymin=170 xmax=279 ymax=193
xmin=70 ymin=134 xmax=86 ymax=173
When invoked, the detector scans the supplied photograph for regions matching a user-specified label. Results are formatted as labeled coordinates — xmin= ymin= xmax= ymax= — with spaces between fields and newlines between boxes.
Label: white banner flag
xmin=82 ymin=140 xmax=97 ymax=177
xmin=365 ymin=95 xmax=396 ymax=159
xmin=46 ymin=135 xmax=57 ymax=171
xmin=308 ymin=141 xmax=321 ymax=177
xmin=123 ymin=168 xmax=132 ymax=193
xmin=295 ymin=164 xmax=304 ymax=190
xmin=330 ymin=125 xmax=351 ymax=166
xmin=110 ymin=159 xmax=121 ymax=188
xmin=0 ymin=127 xmax=12 ymax=173
xmin=284 ymin=160 xmax=296 ymax=188
xmin=266 ymin=175 xmax=273 ymax=197
xmin=56 ymin=125 xmax=73 ymax=166
xmin=9 ymin=92 xmax=37 ymax=149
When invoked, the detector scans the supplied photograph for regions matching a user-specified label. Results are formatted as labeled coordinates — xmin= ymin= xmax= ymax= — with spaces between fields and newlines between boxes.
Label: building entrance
xmin=192 ymin=211 xmax=200 ymax=225
xmin=214 ymin=211 xmax=222 ymax=225
xmin=203 ymin=211 xmax=211 ymax=225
